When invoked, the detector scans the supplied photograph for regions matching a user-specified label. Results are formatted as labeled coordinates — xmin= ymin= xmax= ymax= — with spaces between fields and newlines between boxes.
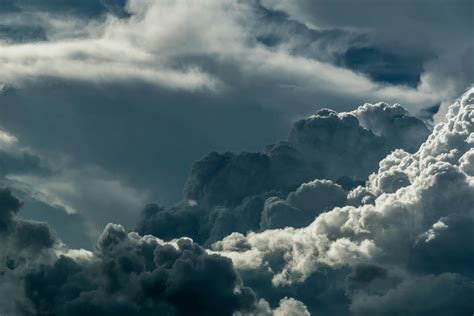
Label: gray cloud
xmin=23 ymin=223 xmax=259 ymax=316
xmin=259 ymin=0 xmax=474 ymax=120
xmin=136 ymin=101 xmax=429 ymax=245
xmin=0 ymin=188 xmax=59 ymax=315
xmin=0 ymin=89 xmax=471 ymax=315
xmin=0 ymin=189 xmax=269 ymax=316
xmin=0 ymin=0 xmax=443 ymax=109
xmin=1 ymin=0 xmax=459 ymax=248
xmin=0 ymin=2 xmax=472 ymax=314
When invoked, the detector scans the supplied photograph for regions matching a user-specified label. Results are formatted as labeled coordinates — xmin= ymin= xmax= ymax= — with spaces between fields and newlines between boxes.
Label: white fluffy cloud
xmin=214 ymin=88 xmax=474 ymax=291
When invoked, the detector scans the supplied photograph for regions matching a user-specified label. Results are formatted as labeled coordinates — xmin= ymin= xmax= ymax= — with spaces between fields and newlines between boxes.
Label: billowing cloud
xmin=136 ymin=101 xmax=429 ymax=245
xmin=0 ymin=188 xmax=308 ymax=316
xmin=1 ymin=0 xmax=466 ymax=248
xmin=1 ymin=89 xmax=472 ymax=315
xmin=213 ymin=88 xmax=474 ymax=314
xmin=1 ymin=2 xmax=472 ymax=314
xmin=23 ymin=224 xmax=259 ymax=315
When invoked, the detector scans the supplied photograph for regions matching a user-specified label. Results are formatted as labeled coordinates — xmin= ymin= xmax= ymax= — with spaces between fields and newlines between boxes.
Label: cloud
xmin=0 ymin=0 xmax=461 ymax=246
xmin=0 ymin=124 xmax=149 ymax=248
xmin=0 ymin=89 xmax=472 ymax=315
xmin=260 ymin=180 xmax=347 ymax=229
xmin=23 ymin=223 xmax=262 ymax=316
xmin=0 ymin=2 xmax=471 ymax=314
xmin=213 ymin=88 xmax=474 ymax=314
xmin=0 ymin=0 xmax=444 ymax=110
xmin=259 ymin=0 xmax=474 ymax=118
xmin=0 ymin=188 xmax=59 ymax=315
xmin=0 ymin=188 xmax=267 ymax=316
xmin=136 ymin=101 xmax=429 ymax=245
xmin=0 ymin=128 xmax=49 ymax=178
xmin=350 ymin=273 xmax=474 ymax=316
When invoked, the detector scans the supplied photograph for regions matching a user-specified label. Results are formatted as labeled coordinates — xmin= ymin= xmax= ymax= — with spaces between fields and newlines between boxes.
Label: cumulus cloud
xmin=0 ymin=89 xmax=472 ymax=315
xmin=0 ymin=189 xmax=276 ymax=316
xmin=23 ymin=223 xmax=260 ymax=316
xmin=213 ymin=88 xmax=474 ymax=314
xmin=136 ymin=101 xmax=429 ymax=245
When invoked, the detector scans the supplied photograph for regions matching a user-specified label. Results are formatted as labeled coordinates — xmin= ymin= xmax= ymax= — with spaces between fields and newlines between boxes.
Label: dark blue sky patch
xmin=0 ymin=0 xmax=128 ymax=17
xmin=0 ymin=25 xmax=47 ymax=43
xmin=338 ymin=47 xmax=425 ymax=88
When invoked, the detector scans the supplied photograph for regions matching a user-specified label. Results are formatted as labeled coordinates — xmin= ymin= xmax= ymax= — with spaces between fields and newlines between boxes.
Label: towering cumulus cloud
xmin=1 ymin=89 xmax=472 ymax=315
xmin=215 ymin=88 xmax=474 ymax=314
xmin=136 ymin=101 xmax=429 ymax=245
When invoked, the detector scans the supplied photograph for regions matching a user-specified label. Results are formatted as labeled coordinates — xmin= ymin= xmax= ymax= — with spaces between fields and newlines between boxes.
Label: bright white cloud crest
xmin=215 ymin=88 xmax=474 ymax=286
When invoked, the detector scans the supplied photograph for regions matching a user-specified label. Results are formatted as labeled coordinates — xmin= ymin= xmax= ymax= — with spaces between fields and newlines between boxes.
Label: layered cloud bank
xmin=2 ymin=0 xmax=461 ymax=111
xmin=1 ymin=89 xmax=473 ymax=315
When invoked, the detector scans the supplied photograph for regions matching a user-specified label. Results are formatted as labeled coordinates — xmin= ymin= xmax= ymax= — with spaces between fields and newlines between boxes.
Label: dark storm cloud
xmin=0 ymin=189 xmax=264 ymax=316
xmin=136 ymin=102 xmax=429 ymax=245
xmin=24 ymin=223 xmax=260 ymax=316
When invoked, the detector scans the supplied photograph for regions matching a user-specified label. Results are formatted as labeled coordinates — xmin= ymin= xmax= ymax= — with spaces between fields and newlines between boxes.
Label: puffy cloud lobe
xmin=1 ymin=189 xmax=285 ymax=316
xmin=24 ymin=223 xmax=259 ymax=316
xmin=260 ymin=180 xmax=346 ymax=229
xmin=247 ymin=297 xmax=311 ymax=316
xmin=214 ymin=88 xmax=474 ymax=314
xmin=136 ymin=102 xmax=428 ymax=245
xmin=352 ymin=102 xmax=430 ymax=152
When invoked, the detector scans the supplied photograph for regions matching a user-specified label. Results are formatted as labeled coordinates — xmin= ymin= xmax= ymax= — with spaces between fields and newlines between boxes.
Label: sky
xmin=0 ymin=1 xmax=473 ymax=315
